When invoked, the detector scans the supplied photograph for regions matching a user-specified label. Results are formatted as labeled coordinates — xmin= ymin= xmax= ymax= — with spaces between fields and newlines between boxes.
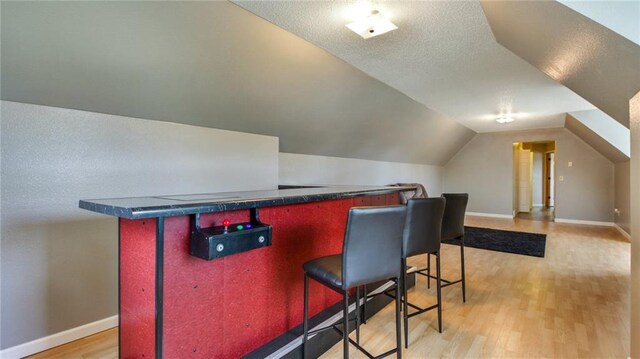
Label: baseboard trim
xmin=614 ymin=224 xmax=632 ymax=241
xmin=0 ymin=315 xmax=117 ymax=359
xmin=554 ymin=218 xmax=614 ymax=227
xmin=466 ymin=212 xmax=514 ymax=219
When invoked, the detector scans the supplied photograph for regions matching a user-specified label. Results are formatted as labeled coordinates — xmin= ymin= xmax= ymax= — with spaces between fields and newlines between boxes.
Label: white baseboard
xmin=466 ymin=212 xmax=514 ymax=219
xmin=614 ymin=224 xmax=632 ymax=241
xmin=0 ymin=315 xmax=117 ymax=359
xmin=554 ymin=218 xmax=614 ymax=227
xmin=533 ymin=203 xmax=544 ymax=207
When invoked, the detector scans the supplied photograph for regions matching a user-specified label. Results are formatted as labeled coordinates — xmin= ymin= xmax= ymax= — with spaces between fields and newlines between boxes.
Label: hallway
xmin=516 ymin=206 xmax=555 ymax=222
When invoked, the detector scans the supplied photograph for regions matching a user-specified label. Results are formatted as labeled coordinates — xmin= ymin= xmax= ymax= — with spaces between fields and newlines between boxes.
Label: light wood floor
xmin=27 ymin=328 xmax=118 ymax=359
xmin=27 ymin=216 xmax=630 ymax=358
xmin=516 ymin=206 xmax=555 ymax=222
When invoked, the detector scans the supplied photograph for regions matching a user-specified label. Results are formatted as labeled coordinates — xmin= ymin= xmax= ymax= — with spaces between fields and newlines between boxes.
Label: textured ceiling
xmin=569 ymin=109 xmax=630 ymax=157
xmin=235 ymin=0 xmax=595 ymax=133
xmin=565 ymin=114 xmax=629 ymax=163
xmin=1 ymin=1 xmax=474 ymax=165
xmin=558 ymin=0 xmax=640 ymax=45
xmin=481 ymin=0 xmax=640 ymax=128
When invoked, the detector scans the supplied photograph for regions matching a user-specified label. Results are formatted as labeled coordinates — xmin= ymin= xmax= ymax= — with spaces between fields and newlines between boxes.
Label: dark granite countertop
xmin=79 ymin=185 xmax=414 ymax=219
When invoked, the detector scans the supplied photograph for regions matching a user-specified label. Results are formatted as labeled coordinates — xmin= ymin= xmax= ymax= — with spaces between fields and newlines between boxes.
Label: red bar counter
xmin=80 ymin=186 xmax=410 ymax=358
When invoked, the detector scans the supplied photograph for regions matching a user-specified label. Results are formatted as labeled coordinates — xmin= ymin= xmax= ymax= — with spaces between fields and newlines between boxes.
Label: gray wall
xmin=615 ymin=161 xmax=631 ymax=234
xmin=0 ymin=101 xmax=279 ymax=349
xmin=280 ymin=153 xmax=444 ymax=195
xmin=444 ymin=128 xmax=615 ymax=222
xmin=0 ymin=1 xmax=474 ymax=165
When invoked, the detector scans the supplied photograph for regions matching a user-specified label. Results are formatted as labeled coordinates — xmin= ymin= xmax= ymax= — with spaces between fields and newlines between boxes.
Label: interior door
xmin=548 ymin=152 xmax=555 ymax=207
xmin=519 ymin=149 xmax=532 ymax=213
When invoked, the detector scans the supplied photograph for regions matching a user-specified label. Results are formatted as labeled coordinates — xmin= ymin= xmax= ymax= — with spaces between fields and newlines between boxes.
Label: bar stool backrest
xmin=402 ymin=198 xmax=446 ymax=258
xmin=441 ymin=193 xmax=469 ymax=241
xmin=342 ymin=206 xmax=407 ymax=289
xmin=389 ymin=183 xmax=428 ymax=204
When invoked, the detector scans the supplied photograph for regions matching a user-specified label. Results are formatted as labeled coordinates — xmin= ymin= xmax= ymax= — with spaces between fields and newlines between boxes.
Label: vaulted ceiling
xmin=565 ymin=113 xmax=629 ymax=163
xmin=0 ymin=1 xmax=473 ymax=165
xmin=235 ymin=1 xmax=595 ymax=133
xmin=237 ymin=0 xmax=638 ymax=162
xmin=2 ymin=1 xmax=637 ymax=166
xmin=481 ymin=0 xmax=640 ymax=128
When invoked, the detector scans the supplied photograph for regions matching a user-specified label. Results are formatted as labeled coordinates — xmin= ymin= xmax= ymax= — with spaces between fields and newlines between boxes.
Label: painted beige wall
xmin=615 ymin=161 xmax=631 ymax=234
xmin=444 ymin=128 xmax=614 ymax=222
xmin=279 ymin=153 xmax=444 ymax=195
xmin=0 ymin=102 xmax=279 ymax=349
xmin=630 ymin=92 xmax=639 ymax=359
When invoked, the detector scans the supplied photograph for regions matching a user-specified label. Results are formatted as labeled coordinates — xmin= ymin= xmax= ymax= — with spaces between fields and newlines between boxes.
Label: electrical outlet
xmin=568 ymin=161 xmax=573 ymax=167
xmin=615 ymin=208 xmax=621 ymax=216
xmin=559 ymin=176 xmax=564 ymax=181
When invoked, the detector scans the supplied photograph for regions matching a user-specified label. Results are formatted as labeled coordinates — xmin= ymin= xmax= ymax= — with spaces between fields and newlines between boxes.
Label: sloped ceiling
xmin=0 ymin=1 xmax=474 ymax=165
xmin=565 ymin=114 xmax=629 ymax=163
xmin=569 ymin=109 xmax=630 ymax=157
xmin=235 ymin=0 xmax=594 ymax=133
xmin=481 ymin=0 xmax=640 ymax=128
xmin=558 ymin=0 xmax=640 ymax=45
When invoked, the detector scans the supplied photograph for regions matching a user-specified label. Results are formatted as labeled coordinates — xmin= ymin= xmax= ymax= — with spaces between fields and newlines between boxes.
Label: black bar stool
xmin=400 ymin=197 xmax=446 ymax=348
xmin=422 ymin=193 xmax=469 ymax=302
xmin=302 ymin=206 xmax=406 ymax=359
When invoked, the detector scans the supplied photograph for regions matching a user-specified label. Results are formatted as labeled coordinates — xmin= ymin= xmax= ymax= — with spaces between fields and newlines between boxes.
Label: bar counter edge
xmin=79 ymin=185 xmax=415 ymax=219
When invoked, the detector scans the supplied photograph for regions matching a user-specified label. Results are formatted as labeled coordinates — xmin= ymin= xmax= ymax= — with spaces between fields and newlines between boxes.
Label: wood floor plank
xmin=320 ymin=216 xmax=630 ymax=358
xmin=27 ymin=216 xmax=630 ymax=358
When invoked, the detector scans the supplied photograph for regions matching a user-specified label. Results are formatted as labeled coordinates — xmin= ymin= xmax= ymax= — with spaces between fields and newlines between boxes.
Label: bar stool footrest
xmin=332 ymin=327 xmax=399 ymax=359
xmin=307 ymin=315 xmax=359 ymax=336
xmin=406 ymin=303 xmax=438 ymax=318
xmin=415 ymin=268 xmax=461 ymax=286
xmin=440 ymin=279 xmax=463 ymax=287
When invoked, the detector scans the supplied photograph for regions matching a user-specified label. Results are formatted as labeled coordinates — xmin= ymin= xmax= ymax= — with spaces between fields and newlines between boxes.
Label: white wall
xmin=280 ymin=153 xmax=444 ymax=196
xmin=0 ymin=101 xmax=279 ymax=349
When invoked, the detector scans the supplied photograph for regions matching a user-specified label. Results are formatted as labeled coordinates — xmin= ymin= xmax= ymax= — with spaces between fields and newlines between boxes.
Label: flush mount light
xmin=346 ymin=10 xmax=397 ymax=39
xmin=496 ymin=115 xmax=515 ymax=124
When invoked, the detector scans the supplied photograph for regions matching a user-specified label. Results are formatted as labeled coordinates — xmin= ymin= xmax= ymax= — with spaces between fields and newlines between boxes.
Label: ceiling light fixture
xmin=496 ymin=115 xmax=515 ymax=124
xmin=346 ymin=10 xmax=397 ymax=39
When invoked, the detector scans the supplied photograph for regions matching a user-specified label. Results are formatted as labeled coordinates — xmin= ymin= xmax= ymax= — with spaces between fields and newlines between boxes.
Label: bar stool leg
xmin=427 ymin=254 xmax=431 ymax=289
xmin=303 ymin=274 xmax=309 ymax=358
xmin=362 ymin=286 xmax=367 ymax=325
xmin=401 ymin=258 xmax=409 ymax=349
xmin=436 ymin=252 xmax=442 ymax=333
xmin=355 ymin=286 xmax=361 ymax=344
xmin=461 ymin=238 xmax=466 ymax=303
xmin=343 ymin=291 xmax=350 ymax=359
xmin=395 ymin=275 xmax=403 ymax=359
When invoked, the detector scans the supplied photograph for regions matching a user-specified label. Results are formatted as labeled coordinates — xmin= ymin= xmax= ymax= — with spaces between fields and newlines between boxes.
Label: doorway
xmin=513 ymin=141 xmax=556 ymax=222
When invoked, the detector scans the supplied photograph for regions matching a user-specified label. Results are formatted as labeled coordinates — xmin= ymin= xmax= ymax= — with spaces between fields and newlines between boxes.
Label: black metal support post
xmin=155 ymin=217 xmax=165 ymax=359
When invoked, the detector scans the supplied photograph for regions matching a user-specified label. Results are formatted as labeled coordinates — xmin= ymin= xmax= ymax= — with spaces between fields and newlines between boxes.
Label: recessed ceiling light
xmin=496 ymin=115 xmax=515 ymax=124
xmin=346 ymin=10 xmax=397 ymax=39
